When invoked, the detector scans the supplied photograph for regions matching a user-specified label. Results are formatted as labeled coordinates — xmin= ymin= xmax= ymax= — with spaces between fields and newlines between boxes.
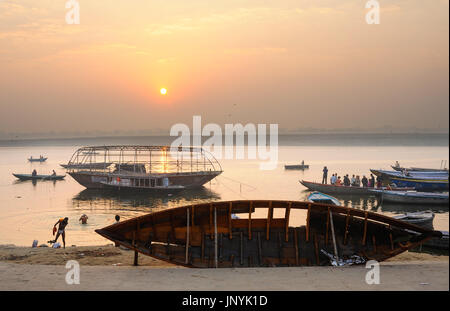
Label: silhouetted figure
xmin=322 ymin=166 xmax=328 ymax=184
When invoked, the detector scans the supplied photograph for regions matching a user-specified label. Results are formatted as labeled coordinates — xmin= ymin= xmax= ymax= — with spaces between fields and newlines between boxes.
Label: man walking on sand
xmin=322 ymin=166 xmax=328 ymax=184
xmin=49 ymin=217 xmax=68 ymax=248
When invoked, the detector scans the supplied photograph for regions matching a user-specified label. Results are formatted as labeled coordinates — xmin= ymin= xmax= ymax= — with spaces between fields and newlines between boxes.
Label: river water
xmin=0 ymin=134 xmax=448 ymax=246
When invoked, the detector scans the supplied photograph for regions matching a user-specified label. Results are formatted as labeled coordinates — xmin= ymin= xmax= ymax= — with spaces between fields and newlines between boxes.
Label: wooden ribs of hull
xmin=95 ymin=200 xmax=441 ymax=268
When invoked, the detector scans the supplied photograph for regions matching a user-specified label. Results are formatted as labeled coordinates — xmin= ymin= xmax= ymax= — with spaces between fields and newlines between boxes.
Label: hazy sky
xmin=0 ymin=0 xmax=448 ymax=136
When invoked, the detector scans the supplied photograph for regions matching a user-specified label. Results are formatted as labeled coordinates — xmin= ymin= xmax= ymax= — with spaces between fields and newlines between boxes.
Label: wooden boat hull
xmin=285 ymin=165 xmax=309 ymax=170
xmin=370 ymin=170 xmax=449 ymax=191
xmin=28 ymin=158 xmax=47 ymax=162
xmin=372 ymin=190 xmax=449 ymax=205
xmin=392 ymin=166 xmax=448 ymax=173
xmin=61 ymin=162 xmax=112 ymax=169
xmin=13 ymin=173 xmax=65 ymax=180
xmin=300 ymin=180 xmax=414 ymax=195
xmin=69 ymin=171 xmax=221 ymax=190
xmin=95 ymin=200 xmax=441 ymax=268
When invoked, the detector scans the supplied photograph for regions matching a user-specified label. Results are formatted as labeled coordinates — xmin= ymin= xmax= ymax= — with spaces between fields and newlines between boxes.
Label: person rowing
xmin=49 ymin=217 xmax=69 ymax=248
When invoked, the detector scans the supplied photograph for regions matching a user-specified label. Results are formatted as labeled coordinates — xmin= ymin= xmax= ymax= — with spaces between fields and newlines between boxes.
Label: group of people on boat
xmin=329 ymin=172 xmax=382 ymax=188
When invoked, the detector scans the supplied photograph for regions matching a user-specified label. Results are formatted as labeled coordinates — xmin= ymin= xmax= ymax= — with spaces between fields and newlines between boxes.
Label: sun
xmin=160 ymin=88 xmax=167 ymax=95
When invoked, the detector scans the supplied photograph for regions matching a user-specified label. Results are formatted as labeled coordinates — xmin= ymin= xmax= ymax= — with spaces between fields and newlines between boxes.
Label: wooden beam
xmin=257 ymin=231 xmax=262 ymax=265
xmin=201 ymin=232 xmax=205 ymax=262
xmin=209 ymin=204 xmax=213 ymax=240
xmin=306 ymin=204 xmax=311 ymax=242
xmin=372 ymin=235 xmax=377 ymax=253
xmin=240 ymin=232 xmax=244 ymax=265
xmin=329 ymin=209 xmax=339 ymax=261
xmin=285 ymin=202 xmax=291 ymax=242
xmin=248 ymin=202 xmax=252 ymax=240
xmin=266 ymin=201 xmax=273 ymax=240
xmin=294 ymin=228 xmax=299 ymax=266
xmin=191 ymin=205 xmax=195 ymax=226
xmin=362 ymin=212 xmax=368 ymax=246
xmin=343 ymin=210 xmax=350 ymax=245
xmin=314 ymin=233 xmax=319 ymax=265
xmin=325 ymin=207 xmax=330 ymax=245
xmin=228 ymin=202 xmax=233 ymax=239
xmin=185 ymin=207 xmax=190 ymax=264
xmin=214 ymin=207 xmax=218 ymax=268
xmin=134 ymin=250 xmax=139 ymax=266
xmin=389 ymin=232 xmax=394 ymax=250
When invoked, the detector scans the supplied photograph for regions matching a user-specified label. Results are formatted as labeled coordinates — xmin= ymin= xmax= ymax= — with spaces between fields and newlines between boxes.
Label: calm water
xmin=0 ymin=135 xmax=448 ymax=246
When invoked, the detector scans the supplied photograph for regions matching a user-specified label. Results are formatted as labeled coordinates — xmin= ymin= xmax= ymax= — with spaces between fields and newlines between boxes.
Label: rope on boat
xmin=217 ymin=175 xmax=258 ymax=192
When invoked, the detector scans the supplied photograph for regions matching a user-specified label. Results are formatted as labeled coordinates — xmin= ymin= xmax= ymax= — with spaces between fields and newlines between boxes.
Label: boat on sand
xmin=95 ymin=200 xmax=441 ymax=268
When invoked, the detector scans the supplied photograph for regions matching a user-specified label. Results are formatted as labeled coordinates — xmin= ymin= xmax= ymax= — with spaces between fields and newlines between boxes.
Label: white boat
xmin=307 ymin=191 xmax=341 ymax=206
xmin=392 ymin=212 xmax=435 ymax=229
xmin=371 ymin=190 xmax=449 ymax=205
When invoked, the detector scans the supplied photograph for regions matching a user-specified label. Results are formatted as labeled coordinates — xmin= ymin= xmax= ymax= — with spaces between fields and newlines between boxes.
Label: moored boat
xmin=28 ymin=157 xmax=47 ymax=162
xmin=370 ymin=169 xmax=449 ymax=191
xmin=370 ymin=190 xmax=449 ymax=205
xmin=392 ymin=165 xmax=448 ymax=173
xmin=392 ymin=212 xmax=435 ymax=230
xmin=95 ymin=200 xmax=441 ymax=268
xmin=300 ymin=180 xmax=414 ymax=195
xmin=66 ymin=145 xmax=223 ymax=190
xmin=285 ymin=164 xmax=309 ymax=170
xmin=13 ymin=173 xmax=65 ymax=181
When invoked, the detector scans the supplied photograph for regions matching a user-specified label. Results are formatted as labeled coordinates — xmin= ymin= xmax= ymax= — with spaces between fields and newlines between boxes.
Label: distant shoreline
xmin=0 ymin=133 xmax=449 ymax=147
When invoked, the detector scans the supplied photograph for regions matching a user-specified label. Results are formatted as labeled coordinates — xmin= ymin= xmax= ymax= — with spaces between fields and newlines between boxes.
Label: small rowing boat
xmin=300 ymin=180 xmax=414 ymax=195
xmin=285 ymin=164 xmax=309 ymax=170
xmin=370 ymin=189 xmax=449 ymax=205
xmin=95 ymin=200 xmax=442 ymax=268
xmin=13 ymin=173 xmax=66 ymax=181
xmin=307 ymin=192 xmax=341 ymax=206
xmin=28 ymin=157 xmax=47 ymax=162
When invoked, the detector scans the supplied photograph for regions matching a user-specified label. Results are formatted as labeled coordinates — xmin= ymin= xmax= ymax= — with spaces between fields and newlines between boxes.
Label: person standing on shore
xmin=49 ymin=217 xmax=68 ymax=248
xmin=322 ymin=166 xmax=328 ymax=184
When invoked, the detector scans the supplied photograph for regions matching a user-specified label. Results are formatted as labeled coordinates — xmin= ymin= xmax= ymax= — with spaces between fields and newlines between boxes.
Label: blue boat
xmin=370 ymin=169 xmax=448 ymax=191
xmin=307 ymin=191 xmax=341 ymax=206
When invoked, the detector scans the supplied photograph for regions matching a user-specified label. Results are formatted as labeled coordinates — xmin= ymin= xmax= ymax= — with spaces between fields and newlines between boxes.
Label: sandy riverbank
xmin=0 ymin=244 xmax=447 ymax=266
xmin=0 ymin=245 xmax=448 ymax=290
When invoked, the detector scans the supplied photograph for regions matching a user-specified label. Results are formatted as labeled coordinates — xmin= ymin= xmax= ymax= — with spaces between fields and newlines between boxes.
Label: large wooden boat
xmin=95 ymin=200 xmax=441 ymax=268
xmin=391 ymin=165 xmax=448 ymax=173
xmin=66 ymin=146 xmax=223 ymax=190
xmin=300 ymin=180 xmax=414 ymax=195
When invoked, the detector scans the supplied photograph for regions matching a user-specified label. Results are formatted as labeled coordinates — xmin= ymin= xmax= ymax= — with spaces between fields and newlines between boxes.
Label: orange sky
xmin=0 ymin=0 xmax=448 ymax=136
